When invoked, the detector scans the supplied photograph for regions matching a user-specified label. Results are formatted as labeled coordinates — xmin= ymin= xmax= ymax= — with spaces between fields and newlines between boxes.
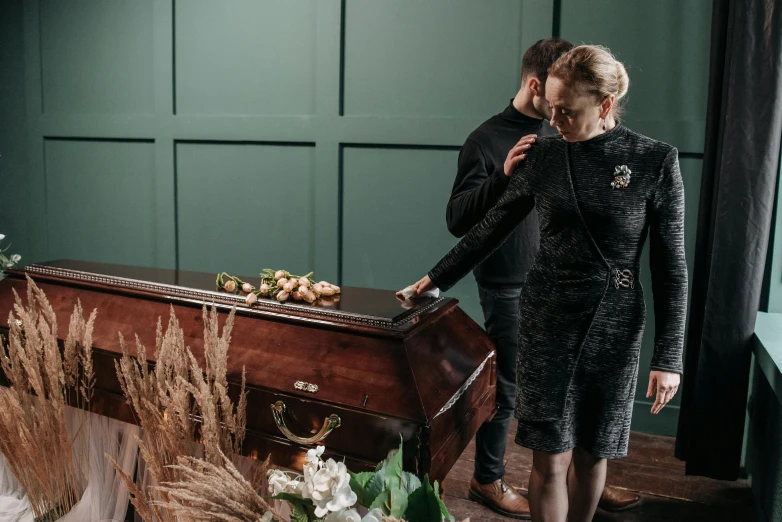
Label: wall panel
xmin=44 ymin=139 xmax=158 ymax=266
xmin=343 ymin=0 xmax=523 ymax=118
xmin=175 ymin=0 xmax=318 ymax=116
xmin=560 ymin=0 xmax=711 ymax=153
xmin=341 ymin=146 xmax=481 ymax=321
xmin=40 ymin=0 xmax=155 ymax=114
xmin=176 ymin=142 xmax=317 ymax=276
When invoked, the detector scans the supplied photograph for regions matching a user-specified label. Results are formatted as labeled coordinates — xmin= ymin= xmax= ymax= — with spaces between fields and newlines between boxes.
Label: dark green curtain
xmin=675 ymin=0 xmax=782 ymax=480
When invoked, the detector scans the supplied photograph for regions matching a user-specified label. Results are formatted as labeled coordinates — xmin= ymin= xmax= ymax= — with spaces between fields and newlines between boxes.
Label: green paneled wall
xmin=343 ymin=0 xmax=522 ymax=118
xmin=1 ymin=0 xmax=712 ymax=436
xmin=342 ymin=146 xmax=481 ymax=320
xmin=560 ymin=0 xmax=711 ymax=152
xmin=0 ymin=1 xmax=30 ymax=268
xmin=176 ymin=142 xmax=317 ymax=276
xmin=40 ymin=0 xmax=155 ymax=114
xmin=44 ymin=139 xmax=158 ymax=266
xmin=175 ymin=0 xmax=319 ymax=116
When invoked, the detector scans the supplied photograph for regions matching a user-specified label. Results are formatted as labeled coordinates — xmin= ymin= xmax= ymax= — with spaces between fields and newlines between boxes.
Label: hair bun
xmin=615 ymin=61 xmax=629 ymax=100
xmin=548 ymin=44 xmax=630 ymax=119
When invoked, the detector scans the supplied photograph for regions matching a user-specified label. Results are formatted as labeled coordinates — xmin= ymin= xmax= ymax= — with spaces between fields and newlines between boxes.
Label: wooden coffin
xmin=0 ymin=260 xmax=496 ymax=483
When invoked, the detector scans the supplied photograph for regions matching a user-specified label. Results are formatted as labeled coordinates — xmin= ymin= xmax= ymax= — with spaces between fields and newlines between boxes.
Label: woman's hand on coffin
xmin=395 ymin=275 xmax=435 ymax=301
xmin=647 ymin=370 xmax=680 ymax=415
xmin=504 ymin=134 xmax=537 ymax=177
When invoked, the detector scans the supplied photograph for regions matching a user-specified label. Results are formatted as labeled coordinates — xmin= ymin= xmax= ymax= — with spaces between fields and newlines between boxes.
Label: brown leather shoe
xmin=598 ymin=485 xmax=642 ymax=512
xmin=469 ymin=477 xmax=531 ymax=520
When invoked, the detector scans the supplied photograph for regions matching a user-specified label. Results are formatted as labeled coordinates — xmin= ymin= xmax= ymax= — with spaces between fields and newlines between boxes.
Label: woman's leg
xmin=566 ymin=446 xmax=607 ymax=522
xmin=529 ymin=449 xmax=571 ymax=522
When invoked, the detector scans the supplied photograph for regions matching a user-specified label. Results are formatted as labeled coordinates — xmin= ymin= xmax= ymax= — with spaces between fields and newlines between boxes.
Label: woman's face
xmin=545 ymin=76 xmax=609 ymax=142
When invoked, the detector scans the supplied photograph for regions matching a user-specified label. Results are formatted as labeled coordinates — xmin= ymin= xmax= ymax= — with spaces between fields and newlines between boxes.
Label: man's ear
xmin=527 ymin=76 xmax=542 ymax=97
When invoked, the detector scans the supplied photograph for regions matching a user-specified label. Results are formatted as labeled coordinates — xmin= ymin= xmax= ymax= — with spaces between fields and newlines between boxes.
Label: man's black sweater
xmin=446 ymin=101 xmax=557 ymax=287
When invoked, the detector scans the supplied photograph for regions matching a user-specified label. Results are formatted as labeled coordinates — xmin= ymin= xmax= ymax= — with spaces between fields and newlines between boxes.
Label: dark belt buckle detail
xmin=613 ymin=268 xmax=634 ymax=289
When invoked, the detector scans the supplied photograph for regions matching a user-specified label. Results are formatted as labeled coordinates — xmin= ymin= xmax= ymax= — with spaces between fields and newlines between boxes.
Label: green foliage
xmin=434 ymin=482 xmax=455 ymax=522
xmin=405 ymin=475 xmax=441 ymax=522
xmin=275 ymin=436 xmax=454 ymax=522
xmin=271 ymin=493 xmax=318 ymax=521
xmin=349 ymin=470 xmax=376 ymax=506
xmin=401 ymin=471 xmax=422 ymax=495
xmin=351 ymin=439 xmax=453 ymax=522
xmin=383 ymin=440 xmax=404 ymax=491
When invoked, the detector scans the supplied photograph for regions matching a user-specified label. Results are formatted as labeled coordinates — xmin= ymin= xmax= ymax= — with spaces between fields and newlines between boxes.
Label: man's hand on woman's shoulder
xmin=504 ymin=134 xmax=537 ymax=177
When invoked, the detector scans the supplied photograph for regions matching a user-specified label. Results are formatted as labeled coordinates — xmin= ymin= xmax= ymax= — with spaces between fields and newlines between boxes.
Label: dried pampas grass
xmin=109 ymin=304 xmax=267 ymax=522
xmin=154 ymin=449 xmax=282 ymax=522
xmin=107 ymin=306 xmax=197 ymax=522
xmin=0 ymin=276 xmax=96 ymax=520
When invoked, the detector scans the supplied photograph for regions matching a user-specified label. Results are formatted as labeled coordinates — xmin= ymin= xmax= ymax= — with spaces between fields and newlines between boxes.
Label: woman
xmin=398 ymin=45 xmax=686 ymax=522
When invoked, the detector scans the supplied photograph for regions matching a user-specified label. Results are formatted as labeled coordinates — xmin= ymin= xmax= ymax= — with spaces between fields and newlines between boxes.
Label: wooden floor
xmin=443 ymin=425 xmax=755 ymax=521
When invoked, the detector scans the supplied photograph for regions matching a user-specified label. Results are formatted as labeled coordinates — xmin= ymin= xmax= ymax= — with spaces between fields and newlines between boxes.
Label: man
xmin=447 ymin=38 xmax=642 ymax=519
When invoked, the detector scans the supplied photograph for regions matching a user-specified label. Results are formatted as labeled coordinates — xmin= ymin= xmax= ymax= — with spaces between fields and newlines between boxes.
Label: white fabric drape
xmin=0 ymin=405 xmax=140 ymax=522
xmin=0 ymin=453 xmax=29 ymax=522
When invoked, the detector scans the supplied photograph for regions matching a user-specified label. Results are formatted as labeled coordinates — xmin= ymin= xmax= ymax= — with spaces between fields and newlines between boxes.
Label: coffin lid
xmin=15 ymin=260 xmax=448 ymax=332
xmin=0 ymin=261 xmax=493 ymax=423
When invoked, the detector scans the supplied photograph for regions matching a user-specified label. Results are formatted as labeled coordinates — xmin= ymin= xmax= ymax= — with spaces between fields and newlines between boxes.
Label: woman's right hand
xmin=396 ymin=275 xmax=435 ymax=301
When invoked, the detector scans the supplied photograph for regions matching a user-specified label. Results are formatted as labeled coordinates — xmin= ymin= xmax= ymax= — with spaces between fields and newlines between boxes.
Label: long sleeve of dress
xmin=446 ymin=139 xmax=511 ymax=237
xmin=648 ymin=148 xmax=688 ymax=373
xmin=429 ymin=145 xmax=545 ymax=291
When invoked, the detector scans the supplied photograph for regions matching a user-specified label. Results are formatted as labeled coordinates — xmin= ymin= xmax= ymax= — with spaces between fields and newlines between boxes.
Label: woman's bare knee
xmin=533 ymin=449 xmax=572 ymax=482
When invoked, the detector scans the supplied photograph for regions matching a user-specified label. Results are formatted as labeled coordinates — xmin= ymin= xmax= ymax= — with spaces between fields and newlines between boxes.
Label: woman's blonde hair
xmin=548 ymin=45 xmax=629 ymax=119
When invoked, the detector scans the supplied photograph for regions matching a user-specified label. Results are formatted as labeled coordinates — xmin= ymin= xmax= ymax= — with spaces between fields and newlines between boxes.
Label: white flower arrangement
xmin=0 ymin=233 xmax=21 ymax=270
xmin=268 ymin=440 xmax=454 ymax=522
xmin=269 ymin=446 xmax=358 ymax=518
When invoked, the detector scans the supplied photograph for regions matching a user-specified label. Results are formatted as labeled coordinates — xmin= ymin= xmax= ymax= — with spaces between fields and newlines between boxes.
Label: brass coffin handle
xmin=271 ymin=400 xmax=341 ymax=445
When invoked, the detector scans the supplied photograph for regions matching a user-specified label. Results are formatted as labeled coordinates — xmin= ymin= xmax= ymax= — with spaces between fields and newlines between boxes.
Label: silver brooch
xmin=611 ymin=165 xmax=631 ymax=189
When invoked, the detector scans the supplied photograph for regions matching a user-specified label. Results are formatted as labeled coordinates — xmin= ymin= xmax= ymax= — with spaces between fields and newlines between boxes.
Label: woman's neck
xmin=581 ymin=116 xmax=617 ymax=141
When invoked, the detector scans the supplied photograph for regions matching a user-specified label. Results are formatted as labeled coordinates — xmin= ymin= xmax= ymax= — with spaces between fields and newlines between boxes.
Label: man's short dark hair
xmin=521 ymin=38 xmax=574 ymax=84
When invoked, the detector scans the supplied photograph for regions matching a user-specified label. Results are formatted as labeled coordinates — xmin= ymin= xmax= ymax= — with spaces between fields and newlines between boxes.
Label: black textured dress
xmin=428 ymin=124 xmax=687 ymax=459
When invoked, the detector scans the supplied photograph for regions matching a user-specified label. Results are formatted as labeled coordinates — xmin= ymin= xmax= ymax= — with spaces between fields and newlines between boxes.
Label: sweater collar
xmin=501 ymin=99 xmax=545 ymax=127
xmin=569 ymin=122 xmax=627 ymax=147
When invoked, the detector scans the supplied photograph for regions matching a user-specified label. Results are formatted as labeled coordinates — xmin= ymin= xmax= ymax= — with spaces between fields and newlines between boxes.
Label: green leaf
xmin=404 ymin=474 xmax=442 ymax=522
xmin=370 ymin=487 xmax=409 ymax=518
xmin=366 ymin=466 xmax=386 ymax=502
xmin=270 ymin=494 xmax=317 ymax=521
xmin=401 ymin=471 xmax=422 ymax=494
xmin=384 ymin=437 xmax=404 ymax=491
xmin=349 ymin=470 xmax=377 ymax=506
xmin=434 ymin=481 xmax=455 ymax=522
xmin=289 ymin=504 xmax=309 ymax=522
xmin=349 ymin=470 xmax=375 ymax=488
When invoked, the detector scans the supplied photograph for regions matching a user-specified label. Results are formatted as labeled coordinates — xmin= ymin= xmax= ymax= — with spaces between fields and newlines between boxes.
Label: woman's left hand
xmin=647 ymin=370 xmax=680 ymax=414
